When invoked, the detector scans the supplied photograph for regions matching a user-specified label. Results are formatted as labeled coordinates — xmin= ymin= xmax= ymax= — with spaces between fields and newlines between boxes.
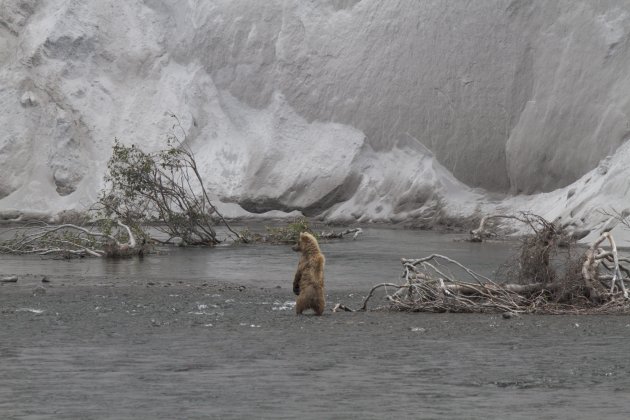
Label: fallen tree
xmin=241 ymin=217 xmax=362 ymax=244
xmin=336 ymin=213 xmax=630 ymax=314
xmin=1 ymin=117 xmax=365 ymax=257
xmin=96 ymin=114 xmax=245 ymax=246
xmin=96 ymin=116 xmax=364 ymax=247
xmin=319 ymin=228 xmax=363 ymax=240
xmin=0 ymin=217 xmax=362 ymax=258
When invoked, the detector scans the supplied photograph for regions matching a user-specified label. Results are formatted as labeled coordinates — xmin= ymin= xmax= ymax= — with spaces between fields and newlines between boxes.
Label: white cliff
xmin=1 ymin=0 xmax=630 ymax=230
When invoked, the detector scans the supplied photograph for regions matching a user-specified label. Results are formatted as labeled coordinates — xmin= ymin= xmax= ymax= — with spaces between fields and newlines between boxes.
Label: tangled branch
xmin=337 ymin=215 xmax=630 ymax=314
xmin=97 ymin=114 xmax=245 ymax=245
xmin=0 ymin=221 xmax=142 ymax=258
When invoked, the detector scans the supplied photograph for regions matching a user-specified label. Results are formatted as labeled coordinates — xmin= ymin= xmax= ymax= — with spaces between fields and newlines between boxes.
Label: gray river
xmin=1 ymin=228 xmax=629 ymax=419
xmin=0 ymin=228 xmax=514 ymax=288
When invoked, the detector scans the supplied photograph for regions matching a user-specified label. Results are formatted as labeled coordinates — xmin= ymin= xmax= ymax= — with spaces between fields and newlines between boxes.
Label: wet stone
xmin=502 ymin=312 xmax=520 ymax=319
xmin=32 ymin=286 xmax=46 ymax=296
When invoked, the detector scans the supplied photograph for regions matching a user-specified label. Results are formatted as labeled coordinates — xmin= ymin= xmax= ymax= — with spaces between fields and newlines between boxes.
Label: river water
xmin=0 ymin=228 xmax=515 ymax=288
xmin=1 ymin=228 xmax=629 ymax=419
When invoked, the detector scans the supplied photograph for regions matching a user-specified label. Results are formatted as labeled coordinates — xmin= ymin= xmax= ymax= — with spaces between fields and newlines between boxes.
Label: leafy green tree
xmin=97 ymin=115 xmax=244 ymax=246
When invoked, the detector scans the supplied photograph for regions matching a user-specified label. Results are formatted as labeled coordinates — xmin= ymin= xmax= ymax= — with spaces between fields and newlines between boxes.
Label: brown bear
xmin=292 ymin=232 xmax=325 ymax=315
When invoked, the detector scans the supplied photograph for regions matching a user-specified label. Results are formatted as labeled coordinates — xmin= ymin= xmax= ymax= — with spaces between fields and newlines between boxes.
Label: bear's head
xmin=292 ymin=232 xmax=320 ymax=254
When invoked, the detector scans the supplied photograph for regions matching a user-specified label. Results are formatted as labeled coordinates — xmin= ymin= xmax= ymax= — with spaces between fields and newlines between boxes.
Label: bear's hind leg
xmin=295 ymin=294 xmax=306 ymax=315
xmin=313 ymin=294 xmax=325 ymax=316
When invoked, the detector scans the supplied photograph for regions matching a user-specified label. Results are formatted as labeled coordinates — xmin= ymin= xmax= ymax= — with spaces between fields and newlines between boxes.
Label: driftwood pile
xmin=337 ymin=213 xmax=630 ymax=315
xmin=0 ymin=221 xmax=143 ymax=258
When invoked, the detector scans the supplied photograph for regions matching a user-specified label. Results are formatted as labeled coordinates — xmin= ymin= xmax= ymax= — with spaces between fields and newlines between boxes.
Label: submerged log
xmin=319 ymin=228 xmax=363 ymax=240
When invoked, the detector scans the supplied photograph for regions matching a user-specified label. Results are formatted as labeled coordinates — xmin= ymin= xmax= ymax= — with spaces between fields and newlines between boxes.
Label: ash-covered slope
xmin=497 ymin=140 xmax=630 ymax=246
xmin=1 ymin=1 xmax=629 ymax=226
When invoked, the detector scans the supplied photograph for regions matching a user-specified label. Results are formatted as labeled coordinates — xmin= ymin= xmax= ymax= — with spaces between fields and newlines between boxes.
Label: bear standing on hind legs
xmin=292 ymin=232 xmax=325 ymax=315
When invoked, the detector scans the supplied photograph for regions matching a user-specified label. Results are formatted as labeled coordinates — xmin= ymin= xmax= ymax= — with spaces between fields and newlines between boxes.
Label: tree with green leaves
xmin=96 ymin=114 xmax=245 ymax=246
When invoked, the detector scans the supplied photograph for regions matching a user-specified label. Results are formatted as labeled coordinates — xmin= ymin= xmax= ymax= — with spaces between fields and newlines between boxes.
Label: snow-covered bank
xmin=1 ymin=1 xmax=630 ymax=232
xmin=496 ymin=140 xmax=630 ymax=246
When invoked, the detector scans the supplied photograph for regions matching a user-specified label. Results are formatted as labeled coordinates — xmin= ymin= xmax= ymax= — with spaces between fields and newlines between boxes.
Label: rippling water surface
xmin=1 ymin=228 xmax=628 ymax=419
xmin=0 ymin=227 xmax=516 ymax=288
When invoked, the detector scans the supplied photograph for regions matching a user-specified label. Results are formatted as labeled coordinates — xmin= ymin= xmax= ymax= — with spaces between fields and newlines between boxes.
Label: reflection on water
xmin=0 ymin=228 xmax=517 ymax=289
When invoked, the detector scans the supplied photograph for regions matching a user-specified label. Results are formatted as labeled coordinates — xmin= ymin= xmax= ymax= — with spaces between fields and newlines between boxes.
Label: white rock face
xmin=1 ymin=0 xmax=630 ymax=227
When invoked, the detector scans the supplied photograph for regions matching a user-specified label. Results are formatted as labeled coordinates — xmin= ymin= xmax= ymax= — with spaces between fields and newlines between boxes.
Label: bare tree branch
xmin=336 ymin=214 xmax=630 ymax=315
